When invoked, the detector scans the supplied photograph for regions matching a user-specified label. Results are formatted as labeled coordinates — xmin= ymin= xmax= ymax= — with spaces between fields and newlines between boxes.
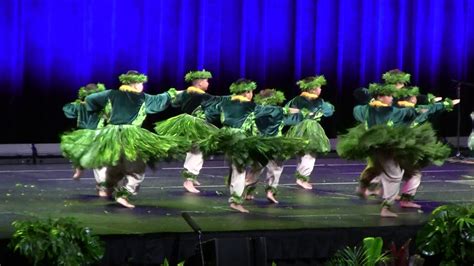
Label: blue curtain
xmin=1 ymin=0 xmax=473 ymax=142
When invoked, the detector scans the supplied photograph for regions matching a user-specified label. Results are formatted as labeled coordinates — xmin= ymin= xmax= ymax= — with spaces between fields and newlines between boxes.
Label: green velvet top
xmin=85 ymin=90 xmax=172 ymax=127
xmin=220 ymin=99 xmax=256 ymax=130
xmin=254 ymin=105 xmax=302 ymax=136
xmin=63 ymin=102 xmax=105 ymax=129
xmin=353 ymin=104 xmax=418 ymax=127
xmin=173 ymin=90 xmax=230 ymax=124
xmin=172 ymin=91 xmax=214 ymax=114
xmin=286 ymin=96 xmax=335 ymax=119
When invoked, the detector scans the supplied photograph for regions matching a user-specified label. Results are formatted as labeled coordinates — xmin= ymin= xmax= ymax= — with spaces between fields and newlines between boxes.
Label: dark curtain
xmin=1 ymin=0 xmax=473 ymax=143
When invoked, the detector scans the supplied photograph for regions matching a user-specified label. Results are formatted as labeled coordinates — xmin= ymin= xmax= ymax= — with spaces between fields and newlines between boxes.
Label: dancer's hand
xmin=452 ymin=99 xmax=460 ymax=105
xmin=434 ymin=97 xmax=443 ymax=102
xmin=288 ymin=108 xmax=300 ymax=113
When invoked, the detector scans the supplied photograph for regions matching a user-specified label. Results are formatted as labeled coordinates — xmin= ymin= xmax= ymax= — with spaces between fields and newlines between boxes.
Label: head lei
xmin=184 ymin=70 xmax=212 ymax=82
xmin=368 ymin=83 xmax=397 ymax=97
xmin=395 ymin=86 xmax=420 ymax=99
xmin=118 ymin=70 xmax=148 ymax=85
xmin=296 ymin=75 xmax=327 ymax=91
xmin=382 ymin=69 xmax=411 ymax=84
xmin=229 ymin=79 xmax=257 ymax=94
xmin=253 ymin=89 xmax=286 ymax=106
xmin=77 ymin=83 xmax=106 ymax=101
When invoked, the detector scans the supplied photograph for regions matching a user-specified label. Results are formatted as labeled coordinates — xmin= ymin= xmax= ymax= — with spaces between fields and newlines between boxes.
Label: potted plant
xmin=9 ymin=217 xmax=104 ymax=266
xmin=416 ymin=204 xmax=474 ymax=265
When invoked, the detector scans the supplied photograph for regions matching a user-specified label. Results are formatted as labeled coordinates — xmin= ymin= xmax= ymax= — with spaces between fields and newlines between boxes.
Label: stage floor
xmin=0 ymin=157 xmax=473 ymax=239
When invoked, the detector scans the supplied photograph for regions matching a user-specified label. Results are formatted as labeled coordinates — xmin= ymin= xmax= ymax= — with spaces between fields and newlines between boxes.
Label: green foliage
xmin=326 ymin=237 xmax=390 ymax=266
xmin=184 ymin=69 xmax=212 ymax=82
xmin=382 ymin=70 xmax=411 ymax=84
xmin=77 ymin=83 xmax=106 ymax=101
xmin=229 ymin=80 xmax=257 ymax=94
xmin=368 ymin=83 xmax=397 ymax=97
xmin=395 ymin=86 xmax=419 ymax=98
xmin=254 ymin=89 xmax=286 ymax=106
xmin=416 ymin=204 xmax=474 ymax=265
xmin=9 ymin=217 xmax=104 ymax=266
xmin=296 ymin=75 xmax=327 ymax=91
xmin=118 ymin=73 xmax=148 ymax=84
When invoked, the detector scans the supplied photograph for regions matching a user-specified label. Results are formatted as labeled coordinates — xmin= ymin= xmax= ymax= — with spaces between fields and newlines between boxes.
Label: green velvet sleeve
xmin=390 ymin=107 xmax=418 ymax=124
xmin=144 ymin=92 xmax=171 ymax=114
xmin=63 ymin=102 xmax=79 ymax=119
xmin=283 ymin=113 xmax=303 ymax=126
xmin=413 ymin=102 xmax=446 ymax=125
xmin=171 ymin=91 xmax=184 ymax=108
xmin=353 ymin=105 xmax=368 ymax=123
xmin=202 ymin=95 xmax=231 ymax=124
xmin=85 ymin=90 xmax=111 ymax=112
xmin=321 ymin=101 xmax=335 ymax=117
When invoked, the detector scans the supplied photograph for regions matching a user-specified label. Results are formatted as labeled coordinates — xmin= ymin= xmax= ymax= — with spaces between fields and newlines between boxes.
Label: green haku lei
xmin=77 ymin=83 xmax=106 ymax=101
xmin=382 ymin=70 xmax=411 ymax=84
xmin=253 ymin=89 xmax=286 ymax=105
xmin=230 ymin=81 xmax=257 ymax=94
xmin=395 ymin=86 xmax=419 ymax=98
xmin=296 ymin=75 xmax=327 ymax=91
xmin=119 ymin=73 xmax=148 ymax=84
xmin=368 ymin=83 xmax=397 ymax=96
xmin=184 ymin=70 xmax=212 ymax=82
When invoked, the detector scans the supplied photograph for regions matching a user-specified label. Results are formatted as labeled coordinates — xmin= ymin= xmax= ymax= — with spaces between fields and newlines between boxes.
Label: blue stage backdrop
xmin=1 ymin=0 xmax=473 ymax=143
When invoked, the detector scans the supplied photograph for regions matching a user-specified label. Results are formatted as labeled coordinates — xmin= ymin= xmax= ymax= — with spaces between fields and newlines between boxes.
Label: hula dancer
xmin=200 ymin=78 xmax=259 ymax=213
xmin=244 ymin=89 xmax=303 ymax=203
xmin=61 ymin=70 xmax=187 ymax=208
xmin=155 ymin=70 xmax=225 ymax=193
xmin=395 ymin=87 xmax=459 ymax=208
xmin=286 ymin=75 xmax=335 ymax=190
xmin=356 ymin=69 xmax=441 ymax=198
xmin=62 ymin=83 xmax=108 ymax=180
xmin=337 ymin=83 xmax=456 ymax=217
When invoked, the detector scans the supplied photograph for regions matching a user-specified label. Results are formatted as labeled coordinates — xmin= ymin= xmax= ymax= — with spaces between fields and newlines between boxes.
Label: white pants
xmin=105 ymin=160 xmax=147 ymax=196
xmin=229 ymin=164 xmax=246 ymax=203
xmin=93 ymin=167 xmax=108 ymax=191
xmin=401 ymin=170 xmax=422 ymax=197
xmin=375 ymin=154 xmax=404 ymax=204
xmin=183 ymin=150 xmax=204 ymax=177
xmin=296 ymin=154 xmax=316 ymax=180
xmin=266 ymin=160 xmax=283 ymax=189
xmin=246 ymin=160 xmax=283 ymax=190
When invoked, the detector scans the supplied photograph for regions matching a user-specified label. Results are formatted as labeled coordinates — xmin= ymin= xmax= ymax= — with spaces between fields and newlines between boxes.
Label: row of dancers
xmin=61 ymin=69 xmax=459 ymax=216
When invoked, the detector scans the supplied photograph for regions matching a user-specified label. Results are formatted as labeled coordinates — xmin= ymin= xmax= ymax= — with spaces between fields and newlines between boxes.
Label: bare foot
xmin=296 ymin=179 xmax=313 ymax=190
xmin=72 ymin=168 xmax=82 ymax=180
xmin=116 ymin=197 xmax=135 ymax=208
xmin=266 ymin=191 xmax=279 ymax=204
xmin=193 ymin=180 xmax=201 ymax=186
xmin=400 ymin=201 xmax=421 ymax=209
xmin=230 ymin=203 xmax=249 ymax=213
xmin=183 ymin=180 xmax=200 ymax=193
xmin=98 ymin=190 xmax=111 ymax=198
xmin=245 ymin=194 xmax=255 ymax=200
xmin=395 ymin=195 xmax=401 ymax=201
xmin=380 ymin=206 xmax=398 ymax=217
xmin=355 ymin=186 xmax=368 ymax=199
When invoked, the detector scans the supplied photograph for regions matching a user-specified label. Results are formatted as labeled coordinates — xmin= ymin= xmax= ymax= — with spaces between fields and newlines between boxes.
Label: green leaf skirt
xmin=61 ymin=125 xmax=190 ymax=168
xmin=285 ymin=119 xmax=331 ymax=155
xmin=154 ymin=113 xmax=218 ymax=143
xmin=336 ymin=123 xmax=450 ymax=168
xmin=200 ymin=128 xmax=306 ymax=171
